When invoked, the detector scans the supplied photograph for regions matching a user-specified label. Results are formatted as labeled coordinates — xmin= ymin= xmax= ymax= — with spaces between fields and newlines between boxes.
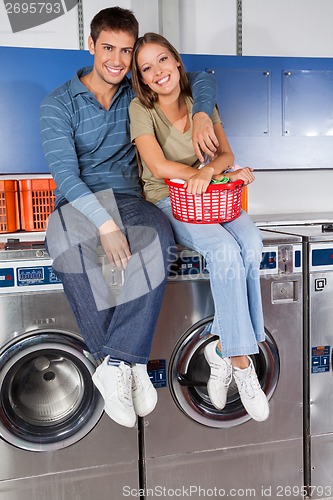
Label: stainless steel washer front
xmin=0 ymin=243 xmax=139 ymax=499
xmin=141 ymin=233 xmax=304 ymax=498
xmin=0 ymin=330 xmax=101 ymax=451
xmin=169 ymin=319 xmax=279 ymax=428
xmin=263 ymin=220 xmax=333 ymax=498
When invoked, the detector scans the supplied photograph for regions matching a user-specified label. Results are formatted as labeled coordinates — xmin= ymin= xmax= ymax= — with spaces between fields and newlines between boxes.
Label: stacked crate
xmin=0 ymin=178 xmax=56 ymax=233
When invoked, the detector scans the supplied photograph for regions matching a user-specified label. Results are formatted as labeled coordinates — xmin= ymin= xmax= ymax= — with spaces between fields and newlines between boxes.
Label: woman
xmin=129 ymin=33 xmax=269 ymax=422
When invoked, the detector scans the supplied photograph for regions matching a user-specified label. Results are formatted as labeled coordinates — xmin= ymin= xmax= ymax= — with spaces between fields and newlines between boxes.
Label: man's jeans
xmin=46 ymin=191 xmax=175 ymax=364
xmin=157 ymin=197 xmax=265 ymax=358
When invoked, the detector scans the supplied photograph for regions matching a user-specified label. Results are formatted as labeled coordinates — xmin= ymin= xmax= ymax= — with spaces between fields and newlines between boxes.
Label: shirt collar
xmin=71 ymin=67 xmax=132 ymax=97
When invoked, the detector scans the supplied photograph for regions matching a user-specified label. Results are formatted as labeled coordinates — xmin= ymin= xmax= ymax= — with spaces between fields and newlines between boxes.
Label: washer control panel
xmin=168 ymin=244 xmax=302 ymax=280
xmin=310 ymin=242 xmax=333 ymax=272
xmin=0 ymin=259 xmax=63 ymax=292
xmin=261 ymin=244 xmax=302 ymax=274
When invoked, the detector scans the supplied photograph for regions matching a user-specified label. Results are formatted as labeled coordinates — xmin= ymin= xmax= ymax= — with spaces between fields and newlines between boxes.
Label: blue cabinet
xmin=283 ymin=70 xmax=333 ymax=137
xmin=0 ymin=46 xmax=92 ymax=174
xmin=213 ymin=68 xmax=271 ymax=137
xmin=1 ymin=48 xmax=333 ymax=173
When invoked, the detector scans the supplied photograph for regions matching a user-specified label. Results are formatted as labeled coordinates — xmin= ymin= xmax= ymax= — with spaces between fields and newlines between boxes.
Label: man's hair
xmin=131 ymin=32 xmax=192 ymax=109
xmin=90 ymin=7 xmax=139 ymax=43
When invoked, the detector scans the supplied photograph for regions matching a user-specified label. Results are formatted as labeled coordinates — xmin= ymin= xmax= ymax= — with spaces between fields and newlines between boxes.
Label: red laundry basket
xmin=165 ymin=179 xmax=243 ymax=224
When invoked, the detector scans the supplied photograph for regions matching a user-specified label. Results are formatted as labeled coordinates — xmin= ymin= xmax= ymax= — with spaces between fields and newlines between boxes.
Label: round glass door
xmin=169 ymin=317 xmax=279 ymax=428
xmin=0 ymin=331 xmax=103 ymax=451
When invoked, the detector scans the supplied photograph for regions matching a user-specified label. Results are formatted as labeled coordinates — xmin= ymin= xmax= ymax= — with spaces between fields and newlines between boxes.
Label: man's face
xmin=88 ymin=29 xmax=135 ymax=87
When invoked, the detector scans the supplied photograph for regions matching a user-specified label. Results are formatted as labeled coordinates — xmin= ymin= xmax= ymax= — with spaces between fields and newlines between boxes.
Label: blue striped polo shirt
xmin=40 ymin=67 xmax=140 ymax=228
xmin=40 ymin=66 xmax=216 ymax=228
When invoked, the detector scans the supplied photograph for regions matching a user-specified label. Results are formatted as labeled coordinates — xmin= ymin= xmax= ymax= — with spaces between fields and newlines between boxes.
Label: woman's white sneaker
xmin=233 ymin=357 xmax=269 ymax=422
xmin=204 ymin=340 xmax=232 ymax=410
xmin=131 ymin=364 xmax=158 ymax=417
xmin=92 ymin=357 xmax=136 ymax=428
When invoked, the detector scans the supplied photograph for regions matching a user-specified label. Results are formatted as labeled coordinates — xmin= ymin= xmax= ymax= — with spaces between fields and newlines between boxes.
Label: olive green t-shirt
xmin=129 ymin=96 xmax=222 ymax=204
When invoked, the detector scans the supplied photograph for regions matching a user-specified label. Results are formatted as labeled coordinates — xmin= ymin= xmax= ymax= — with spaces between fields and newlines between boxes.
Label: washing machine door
xmin=169 ymin=317 xmax=279 ymax=428
xmin=0 ymin=331 xmax=103 ymax=451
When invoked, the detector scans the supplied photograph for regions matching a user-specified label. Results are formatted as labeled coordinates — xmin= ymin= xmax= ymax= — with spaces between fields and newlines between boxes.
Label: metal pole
xmin=77 ymin=0 xmax=84 ymax=50
xmin=237 ymin=0 xmax=243 ymax=56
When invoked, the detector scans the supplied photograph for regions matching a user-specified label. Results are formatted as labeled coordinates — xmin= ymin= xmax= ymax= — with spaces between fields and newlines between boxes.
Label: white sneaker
xmin=204 ymin=340 xmax=232 ymax=410
xmin=131 ymin=364 xmax=158 ymax=417
xmin=233 ymin=357 xmax=269 ymax=422
xmin=92 ymin=358 xmax=136 ymax=428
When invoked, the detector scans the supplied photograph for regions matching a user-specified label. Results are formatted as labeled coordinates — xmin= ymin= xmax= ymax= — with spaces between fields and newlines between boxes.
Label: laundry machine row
xmin=0 ymin=237 xmax=138 ymax=500
xmin=143 ymin=230 xmax=305 ymax=499
xmin=0 ymin=231 xmax=305 ymax=499
xmin=260 ymin=217 xmax=333 ymax=499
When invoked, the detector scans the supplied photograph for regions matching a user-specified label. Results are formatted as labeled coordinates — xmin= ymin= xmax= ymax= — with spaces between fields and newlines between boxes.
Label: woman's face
xmin=136 ymin=42 xmax=181 ymax=97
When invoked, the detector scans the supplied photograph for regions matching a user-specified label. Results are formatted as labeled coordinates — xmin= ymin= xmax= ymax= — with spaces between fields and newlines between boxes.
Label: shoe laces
xmin=132 ymin=370 xmax=141 ymax=392
xmin=210 ymin=360 xmax=232 ymax=387
xmin=235 ymin=365 xmax=261 ymax=399
xmin=117 ymin=362 xmax=132 ymax=402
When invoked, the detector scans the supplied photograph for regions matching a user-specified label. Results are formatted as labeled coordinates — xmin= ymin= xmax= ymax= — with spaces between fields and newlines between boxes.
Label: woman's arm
xmin=134 ymin=122 xmax=234 ymax=195
xmin=134 ymin=134 xmax=200 ymax=181
xmin=130 ymin=99 xmax=234 ymax=195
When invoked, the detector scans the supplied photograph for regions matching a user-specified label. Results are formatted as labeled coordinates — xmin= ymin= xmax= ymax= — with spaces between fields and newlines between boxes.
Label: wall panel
xmin=242 ymin=0 xmax=333 ymax=57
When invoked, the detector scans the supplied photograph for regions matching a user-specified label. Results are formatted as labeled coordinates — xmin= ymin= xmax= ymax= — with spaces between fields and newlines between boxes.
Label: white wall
xmin=82 ymin=0 xmax=160 ymax=48
xmin=177 ymin=0 xmax=333 ymax=57
xmin=248 ymin=170 xmax=333 ymax=215
xmin=2 ymin=0 xmax=333 ymax=56
xmin=179 ymin=0 xmax=236 ymax=55
xmin=242 ymin=0 xmax=333 ymax=57
xmin=0 ymin=0 xmax=159 ymax=50
xmin=0 ymin=2 xmax=80 ymax=49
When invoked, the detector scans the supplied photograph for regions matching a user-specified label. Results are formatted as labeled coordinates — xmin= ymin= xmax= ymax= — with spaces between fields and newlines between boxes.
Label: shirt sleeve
xmin=212 ymin=105 xmax=222 ymax=125
xmin=129 ymin=98 xmax=155 ymax=142
xmin=187 ymin=71 xmax=217 ymax=117
xmin=40 ymin=95 xmax=112 ymax=229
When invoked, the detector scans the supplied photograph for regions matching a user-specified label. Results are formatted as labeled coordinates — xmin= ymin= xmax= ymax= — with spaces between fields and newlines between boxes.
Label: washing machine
xmin=142 ymin=231 xmax=304 ymax=498
xmin=0 ymin=235 xmax=138 ymax=500
xmin=259 ymin=216 xmax=333 ymax=499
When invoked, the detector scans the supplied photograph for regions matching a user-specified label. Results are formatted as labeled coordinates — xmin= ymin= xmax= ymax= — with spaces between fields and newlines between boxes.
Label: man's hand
xmin=192 ymin=112 xmax=219 ymax=162
xmin=99 ymin=219 xmax=131 ymax=269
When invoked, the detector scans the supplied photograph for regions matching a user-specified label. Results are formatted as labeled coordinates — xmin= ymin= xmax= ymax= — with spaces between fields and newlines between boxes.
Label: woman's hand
xmin=228 ymin=167 xmax=255 ymax=185
xmin=184 ymin=165 xmax=214 ymax=194
xmin=99 ymin=219 xmax=131 ymax=269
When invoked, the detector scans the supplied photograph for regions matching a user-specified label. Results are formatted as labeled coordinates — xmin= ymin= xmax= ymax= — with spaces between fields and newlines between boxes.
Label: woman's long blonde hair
xmin=131 ymin=32 xmax=192 ymax=108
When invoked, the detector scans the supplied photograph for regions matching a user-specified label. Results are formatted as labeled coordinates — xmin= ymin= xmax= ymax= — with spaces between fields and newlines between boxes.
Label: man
xmin=40 ymin=6 xmax=218 ymax=428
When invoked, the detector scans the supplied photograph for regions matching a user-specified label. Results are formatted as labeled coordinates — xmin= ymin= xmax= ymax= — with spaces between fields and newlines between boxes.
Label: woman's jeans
xmin=46 ymin=191 xmax=175 ymax=364
xmin=157 ymin=197 xmax=265 ymax=358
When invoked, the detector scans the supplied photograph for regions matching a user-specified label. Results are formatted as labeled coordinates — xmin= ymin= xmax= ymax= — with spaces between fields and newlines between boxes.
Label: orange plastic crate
xmin=19 ymin=178 xmax=56 ymax=231
xmin=0 ymin=180 xmax=20 ymax=233
xmin=241 ymin=185 xmax=248 ymax=212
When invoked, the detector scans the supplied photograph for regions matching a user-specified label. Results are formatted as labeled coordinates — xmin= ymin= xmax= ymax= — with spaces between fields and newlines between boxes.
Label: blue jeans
xmin=157 ymin=197 xmax=265 ymax=358
xmin=46 ymin=191 xmax=175 ymax=364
